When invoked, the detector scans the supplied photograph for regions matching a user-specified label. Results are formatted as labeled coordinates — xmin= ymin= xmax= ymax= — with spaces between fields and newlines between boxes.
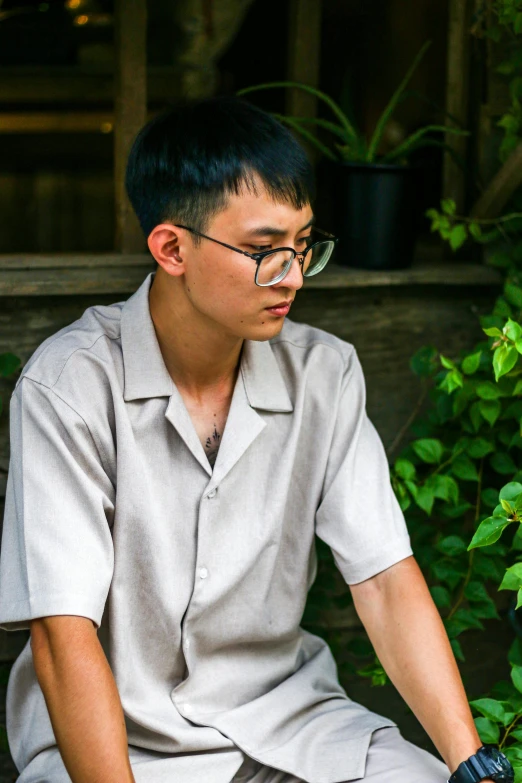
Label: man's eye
xmin=297 ymin=235 xmax=312 ymax=245
xmin=251 ymin=245 xmax=272 ymax=251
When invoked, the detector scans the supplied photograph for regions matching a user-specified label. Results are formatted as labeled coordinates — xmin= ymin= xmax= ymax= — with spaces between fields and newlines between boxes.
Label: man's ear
xmin=147 ymin=224 xmax=186 ymax=276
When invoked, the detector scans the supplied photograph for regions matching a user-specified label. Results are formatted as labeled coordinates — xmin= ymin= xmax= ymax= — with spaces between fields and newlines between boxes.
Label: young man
xmin=0 ymin=97 xmax=505 ymax=783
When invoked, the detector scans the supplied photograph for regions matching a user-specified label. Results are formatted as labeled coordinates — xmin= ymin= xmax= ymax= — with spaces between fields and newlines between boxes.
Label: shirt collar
xmin=120 ymin=272 xmax=293 ymax=413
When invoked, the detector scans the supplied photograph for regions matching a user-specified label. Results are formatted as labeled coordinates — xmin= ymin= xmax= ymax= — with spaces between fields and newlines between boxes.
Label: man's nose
xmin=279 ymin=254 xmax=305 ymax=291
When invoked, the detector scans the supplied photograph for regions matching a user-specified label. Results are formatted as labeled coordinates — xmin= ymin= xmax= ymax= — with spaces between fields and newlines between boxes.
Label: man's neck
xmin=148 ymin=268 xmax=244 ymax=401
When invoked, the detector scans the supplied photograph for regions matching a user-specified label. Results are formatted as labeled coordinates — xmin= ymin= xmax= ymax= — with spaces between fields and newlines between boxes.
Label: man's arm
xmin=349 ymin=555 xmax=491 ymax=780
xmin=31 ymin=615 xmax=135 ymax=783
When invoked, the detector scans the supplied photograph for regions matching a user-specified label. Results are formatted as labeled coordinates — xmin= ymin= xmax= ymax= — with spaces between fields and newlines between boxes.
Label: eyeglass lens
xmin=256 ymin=241 xmax=335 ymax=286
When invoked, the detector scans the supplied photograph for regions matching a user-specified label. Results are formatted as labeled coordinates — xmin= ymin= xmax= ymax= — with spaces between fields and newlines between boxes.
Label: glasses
xmin=173 ymin=224 xmax=338 ymax=287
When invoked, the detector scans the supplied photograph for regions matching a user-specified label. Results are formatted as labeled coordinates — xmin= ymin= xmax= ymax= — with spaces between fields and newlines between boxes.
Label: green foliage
xmin=237 ymin=42 xmax=468 ymax=165
xmin=385 ymin=4 xmax=522 ymax=766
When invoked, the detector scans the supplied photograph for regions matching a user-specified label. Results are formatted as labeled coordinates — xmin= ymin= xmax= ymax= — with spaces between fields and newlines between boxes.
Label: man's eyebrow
xmin=246 ymin=216 xmax=316 ymax=238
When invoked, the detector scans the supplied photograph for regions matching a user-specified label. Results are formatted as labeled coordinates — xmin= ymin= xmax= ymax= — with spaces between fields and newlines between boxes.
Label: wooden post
xmin=114 ymin=0 xmax=147 ymax=254
xmin=286 ymin=0 xmax=322 ymax=119
xmin=443 ymin=0 xmax=472 ymax=211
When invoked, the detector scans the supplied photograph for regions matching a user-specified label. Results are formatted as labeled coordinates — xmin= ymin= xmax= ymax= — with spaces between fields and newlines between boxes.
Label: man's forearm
xmin=350 ymin=556 xmax=489 ymax=777
xmin=31 ymin=615 xmax=135 ymax=783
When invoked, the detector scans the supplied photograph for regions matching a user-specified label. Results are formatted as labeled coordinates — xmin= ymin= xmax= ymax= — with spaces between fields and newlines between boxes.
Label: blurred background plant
xmin=238 ymin=41 xmax=468 ymax=165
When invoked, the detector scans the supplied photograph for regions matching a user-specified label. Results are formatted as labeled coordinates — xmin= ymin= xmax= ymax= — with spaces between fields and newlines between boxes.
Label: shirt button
xmin=184 ymin=637 xmax=190 ymax=649
xmin=207 ymin=489 xmax=217 ymax=498
xmin=183 ymin=703 xmax=192 ymax=713
xmin=199 ymin=567 xmax=208 ymax=579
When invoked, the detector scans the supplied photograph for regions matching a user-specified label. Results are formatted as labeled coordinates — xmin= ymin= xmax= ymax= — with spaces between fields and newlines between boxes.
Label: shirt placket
xmin=173 ymin=480 xmax=219 ymax=718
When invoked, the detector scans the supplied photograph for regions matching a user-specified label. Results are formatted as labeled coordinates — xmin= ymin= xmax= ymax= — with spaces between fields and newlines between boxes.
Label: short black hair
xmin=125 ymin=95 xmax=315 ymax=242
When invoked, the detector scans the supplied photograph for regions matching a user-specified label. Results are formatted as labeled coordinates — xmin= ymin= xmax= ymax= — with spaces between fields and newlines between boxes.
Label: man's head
xmin=126 ymin=95 xmax=314 ymax=241
xmin=125 ymin=96 xmax=316 ymax=342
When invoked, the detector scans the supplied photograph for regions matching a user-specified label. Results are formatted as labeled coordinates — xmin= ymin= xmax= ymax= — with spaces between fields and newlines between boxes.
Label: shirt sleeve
xmin=0 ymin=377 xmax=115 ymax=631
xmin=315 ymin=348 xmax=413 ymax=584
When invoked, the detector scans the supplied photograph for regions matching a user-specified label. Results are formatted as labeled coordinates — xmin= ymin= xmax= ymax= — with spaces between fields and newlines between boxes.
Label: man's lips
xmin=265 ymin=300 xmax=293 ymax=309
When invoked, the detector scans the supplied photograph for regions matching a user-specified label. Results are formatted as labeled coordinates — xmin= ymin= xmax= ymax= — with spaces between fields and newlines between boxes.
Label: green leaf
xmin=510 ymin=638 xmax=522 ymax=667
xmin=467 ymin=438 xmax=495 ymax=458
xmin=470 ymin=698 xmax=506 ymax=723
xmin=512 ymin=665 xmax=522 ymax=694
xmin=505 ymin=283 xmax=522 ymax=309
xmin=483 ymin=327 xmax=503 ymax=337
xmin=491 ymin=452 xmax=517 ymax=475
xmin=449 ymin=223 xmax=468 ymax=251
xmin=500 ymin=563 xmax=522 ymax=591
xmin=412 ymin=438 xmax=444 ymax=464
xmin=431 ymin=559 xmax=466 ymax=590
xmin=505 ymin=319 xmax=522 ymax=342
xmin=469 ymin=401 xmax=483 ymax=433
xmin=474 ymin=717 xmax=500 ymax=744
xmin=479 ymin=398 xmax=502 ymax=425
xmin=482 ymin=488 xmax=500 ymax=508
xmin=440 ymin=354 xmax=455 ymax=370
xmin=237 ymin=82 xmax=360 ymax=146
xmin=366 ymin=40 xmax=432 ymax=162
xmin=437 ymin=535 xmax=467 ymax=556
xmin=410 ymin=345 xmax=438 ymax=377
xmin=428 ymin=474 xmax=459 ymax=504
xmin=472 ymin=597 xmax=501 ymax=620
xmin=452 ymin=454 xmax=479 ymax=481
xmin=415 ymin=484 xmax=435 ymax=515
xmin=430 ymin=585 xmax=451 ymax=609
xmin=462 ymin=351 xmax=482 ymax=375
xmin=476 ymin=381 xmax=504 ymax=400
xmin=465 ymin=581 xmax=494 ymax=604
xmin=452 ymin=608 xmax=485 ymax=631
xmin=501 ymin=498 xmax=515 ymax=514
xmin=394 ymin=458 xmax=416 ymax=480
xmin=494 ymin=344 xmax=519 ymax=381
xmin=468 ymin=515 xmax=512 ymax=549
xmin=441 ymin=198 xmax=457 ymax=216
xmin=0 ymin=352 xmax=20 ymax=378
xmin=469 ymin=222 xmax=482 ymax=240
xmin=500 ymin=483 xmax=522 ymax=503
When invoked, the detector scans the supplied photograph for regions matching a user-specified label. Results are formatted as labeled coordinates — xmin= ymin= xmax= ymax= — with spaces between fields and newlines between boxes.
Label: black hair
xmin=125 ymin=95 xmax=315 ymax=242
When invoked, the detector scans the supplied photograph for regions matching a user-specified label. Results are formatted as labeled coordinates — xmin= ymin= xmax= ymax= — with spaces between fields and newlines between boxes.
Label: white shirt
xmin=0 ymin=272 xmax=413 ymax=783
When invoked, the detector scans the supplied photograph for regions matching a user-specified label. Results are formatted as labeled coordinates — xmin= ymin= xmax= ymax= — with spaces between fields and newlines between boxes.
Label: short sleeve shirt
xmin=0 ymin=272 xmax=413 ymax=783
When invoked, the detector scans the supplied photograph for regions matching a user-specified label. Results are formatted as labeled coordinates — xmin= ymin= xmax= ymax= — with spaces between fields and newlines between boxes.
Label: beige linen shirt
xmin=0 ymin=272 xmax=413 ymax=783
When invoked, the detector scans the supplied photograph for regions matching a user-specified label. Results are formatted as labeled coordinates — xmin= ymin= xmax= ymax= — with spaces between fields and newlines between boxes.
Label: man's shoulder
xmin=270 ymin=317 xmax=356 ymax=371
xmin=15 ymin=299 xmax=126 ymax=409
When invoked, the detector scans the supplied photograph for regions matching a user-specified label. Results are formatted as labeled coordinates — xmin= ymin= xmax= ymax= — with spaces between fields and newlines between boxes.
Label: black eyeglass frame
xmin=173 ymin=224 xmax=338 ymax=287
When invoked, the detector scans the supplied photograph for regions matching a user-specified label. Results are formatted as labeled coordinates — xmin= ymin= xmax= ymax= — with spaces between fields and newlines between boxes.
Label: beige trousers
xmin=232 ymin=727 xmax=451 ymax=782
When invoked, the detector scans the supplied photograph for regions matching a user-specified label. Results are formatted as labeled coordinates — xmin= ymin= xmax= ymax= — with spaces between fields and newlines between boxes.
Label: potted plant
xmin=237 ymin=42 xmax=467 ymax=271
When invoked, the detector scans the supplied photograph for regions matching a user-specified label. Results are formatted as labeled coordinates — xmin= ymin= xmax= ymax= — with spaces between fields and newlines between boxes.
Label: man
xmin=0 ymin=96 xmax=502 ymax=783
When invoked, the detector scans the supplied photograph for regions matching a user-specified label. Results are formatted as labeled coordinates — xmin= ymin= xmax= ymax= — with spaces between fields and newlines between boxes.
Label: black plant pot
xmin=331 ymin=161 xmax=419 ymax=270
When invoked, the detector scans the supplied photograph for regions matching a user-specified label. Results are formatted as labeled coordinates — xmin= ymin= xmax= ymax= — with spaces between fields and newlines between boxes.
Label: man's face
xmin=179 ymin=182 xmax=314 ymax=342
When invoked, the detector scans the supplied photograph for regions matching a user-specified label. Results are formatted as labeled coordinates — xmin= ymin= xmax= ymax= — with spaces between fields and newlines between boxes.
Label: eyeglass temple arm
xmin=173 ymin=224 xmax=255 ymax=259
xmin=313 ymin=227 xmax=337 ymax=240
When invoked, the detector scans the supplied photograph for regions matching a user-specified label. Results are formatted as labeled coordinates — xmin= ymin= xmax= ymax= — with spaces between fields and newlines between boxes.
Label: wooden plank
xmin=0 ymin=266 xmax=155 ymax=296
xmin=0 ymin=259 xmax=502 ymax=296
xmin=0 ymin=67 xmax=182 ymax=105
xmin=443 ymin=0 xmax=473 ymax=211
xmin=0 ymin=113 xmax=114 ymax=134
xmin=471 ymin=141 xmax=522 ymax=219
xmin=114 ymin=0 xmax=147 ymax=254
xmin=286 ymin=0 xmax=322 ymax=118
xmin=0 ymin=253 xmax=153 ymax=269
